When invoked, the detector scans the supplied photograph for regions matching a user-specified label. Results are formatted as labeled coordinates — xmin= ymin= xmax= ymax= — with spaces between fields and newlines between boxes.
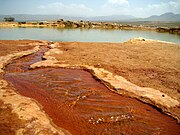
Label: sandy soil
xmin=0 ymin=40 xmax=40 ymax=56
xmin=0 ymin=100 xmax=27 ymax=135
xmin=0 ymin=40 xmax=66 ymax=135
xmin=53 ymin=39 xmax=180 ymax=101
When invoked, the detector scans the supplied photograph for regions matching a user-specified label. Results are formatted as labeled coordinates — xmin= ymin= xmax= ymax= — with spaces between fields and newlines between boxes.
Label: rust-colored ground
xmin=0 ymin=40 xmax=35 ymax=134
xmin=0 ymin=40 xmax=41 ymax=56
xmin=5 ymin=68 xmax=180 ymax=135
xmin=4 ymin=44 xmax=180 ymax=135
xmin=0 ymin=100 xmax=27 ymax=135
xmin=54 ymin=40 xmax=180 ymax=100
xmin=1 ymin=40 xmax=180 ymax=134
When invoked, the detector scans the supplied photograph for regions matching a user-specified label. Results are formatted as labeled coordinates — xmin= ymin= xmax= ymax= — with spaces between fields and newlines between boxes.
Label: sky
xmin=0 ymin=0 xmax=180 ymax=17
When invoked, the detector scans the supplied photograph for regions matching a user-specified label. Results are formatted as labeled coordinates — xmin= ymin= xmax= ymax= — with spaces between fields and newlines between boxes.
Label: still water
xmin=0 ymin=27 xmax=179 ymax=43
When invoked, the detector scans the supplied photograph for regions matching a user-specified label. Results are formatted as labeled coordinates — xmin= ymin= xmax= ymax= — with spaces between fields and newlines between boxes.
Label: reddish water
xmin=4 ymin=47 xmax=180 ymax=135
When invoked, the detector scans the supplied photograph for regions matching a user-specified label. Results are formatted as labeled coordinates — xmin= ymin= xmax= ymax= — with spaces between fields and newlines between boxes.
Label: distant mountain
xmin=87 ymin=15 xmax=136 ymax=22
xmin=0 ymin=14 xmax=135 ymax=22
xmin=0 ymin=14 xmax=85 ymax=22
xmin=134 ymin=12 xmax=180 ymax=22
xmin=0 ymin=12 xmax=179 ymax=22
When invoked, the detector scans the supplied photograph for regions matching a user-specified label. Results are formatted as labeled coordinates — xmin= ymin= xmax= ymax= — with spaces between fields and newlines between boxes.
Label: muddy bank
xmin=0 ymin=41 xmax=68 ymax=135
xmin=0 ymin=100 xmax=27 ymax=135
xmin=0 ymin=78 xmax=67 ymax=135
xmin=30 ymin=38 xmax=180 ymax=123
xmin=4 ymin=48 xmax=180 ymax=134
xmin=0 ymin=40 xmax=50 ymax=73
xmin=0 ymin=39 xmax=180 ymax=134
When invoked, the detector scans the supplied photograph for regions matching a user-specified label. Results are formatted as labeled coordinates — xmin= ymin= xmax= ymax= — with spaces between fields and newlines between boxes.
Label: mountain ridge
xmin=134 ymin=12 xmax=180 ymax=22
xmin=0 ymin=12 xmax=179 ymax=22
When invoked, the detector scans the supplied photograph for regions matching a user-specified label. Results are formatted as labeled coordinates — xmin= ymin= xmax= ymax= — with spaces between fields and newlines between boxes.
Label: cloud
xmin=132 ymin=0 xmax=180 ymax=17
xmin=146 ymin=0 xmax=180 ymax=14
xmin=37 ymin=2 xmax=94 ymax=17
xmin=104 ymin=0 xmax=129 ymax=8
xmin=38 ymin=5 xmax=46 ymax=9
xmin=100 ymin=0 xmax=130 ymax=15
xmin=107 ymin=0 xmax=129 ymax=6
xmin=37 ymin=0 xmax=180 ymax=17
xmin=101 ymin=0 xmax=180 ymax=17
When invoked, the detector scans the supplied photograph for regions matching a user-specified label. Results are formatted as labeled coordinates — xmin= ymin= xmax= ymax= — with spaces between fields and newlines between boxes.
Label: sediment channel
xmin=3 ymin=46 xmax=180 ymax=135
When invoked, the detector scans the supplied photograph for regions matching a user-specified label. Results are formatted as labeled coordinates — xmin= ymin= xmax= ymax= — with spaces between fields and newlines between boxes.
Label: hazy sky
xmin=0 ymin=0 xmax=180 ymax=17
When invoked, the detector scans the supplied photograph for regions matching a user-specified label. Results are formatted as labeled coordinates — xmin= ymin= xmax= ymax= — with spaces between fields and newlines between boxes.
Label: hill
xmin=135 ymin=12 xmax=180 ymax=22
xmin=0 ymin=12 xmax=179 ymax=22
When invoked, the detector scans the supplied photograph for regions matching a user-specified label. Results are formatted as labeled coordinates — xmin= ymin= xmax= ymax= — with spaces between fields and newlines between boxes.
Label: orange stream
xmin=4 ymin=47 xmax=180 ymax=135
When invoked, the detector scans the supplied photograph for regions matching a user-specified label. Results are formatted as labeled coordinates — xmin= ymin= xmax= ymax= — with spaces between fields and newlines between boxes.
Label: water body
xmin=0 ymin=27 xmax=179 ymax=43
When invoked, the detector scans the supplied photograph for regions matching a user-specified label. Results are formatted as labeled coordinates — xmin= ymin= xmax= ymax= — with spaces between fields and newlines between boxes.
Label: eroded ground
xmin=53 ymin=39 xmax=180 ymax=99
xmin=0 ymin=40 xmax=67 ymax=135
xmin=0 ymin=40 xmax=41 ymax=56
xmin=0 ymin=39 xmax=180 ymax=134
xmin=0 ymin=100 xmax=27 ymax=135
xmin=48 ymin=39 xmax=180 ymax=122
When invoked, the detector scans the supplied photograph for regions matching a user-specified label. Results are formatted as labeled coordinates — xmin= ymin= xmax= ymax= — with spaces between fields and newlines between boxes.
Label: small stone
xmin=81 ymin=95 xmax=86 ymax=99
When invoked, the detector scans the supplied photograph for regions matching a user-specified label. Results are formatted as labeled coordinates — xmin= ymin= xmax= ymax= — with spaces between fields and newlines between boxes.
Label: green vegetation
xmin=4 ymin=17 xmax=15 ymax=22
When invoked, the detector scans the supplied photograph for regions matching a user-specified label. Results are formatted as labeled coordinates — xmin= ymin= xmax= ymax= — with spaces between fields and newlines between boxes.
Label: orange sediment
xmin=4 ymin=48 xmax=180 ymax=135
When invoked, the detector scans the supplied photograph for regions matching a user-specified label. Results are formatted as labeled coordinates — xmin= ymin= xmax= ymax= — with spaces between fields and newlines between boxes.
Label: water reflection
xmin=0 ymin=27 xmax=179 ymax=43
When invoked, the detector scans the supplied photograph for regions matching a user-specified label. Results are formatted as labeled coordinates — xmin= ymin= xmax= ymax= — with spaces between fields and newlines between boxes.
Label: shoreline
xmin=0 ymin=43 xmax=68 ymax=134
xmin=31 ymin=38 xmax=180 ymax=122
xmin=0 ymin=38 xmax=180 ymax=134
xmin=0 ymin=21 xmax=180 ymax=35
xmin=30 ymin=43 xmax=180 ymax=123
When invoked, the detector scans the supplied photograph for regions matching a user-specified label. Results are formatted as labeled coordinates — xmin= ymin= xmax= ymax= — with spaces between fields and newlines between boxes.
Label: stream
xmin=3 ymin=46 xmax=180 ymax=135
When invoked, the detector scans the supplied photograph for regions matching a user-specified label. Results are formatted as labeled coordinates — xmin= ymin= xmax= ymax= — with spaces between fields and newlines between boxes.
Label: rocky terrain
xmin=0 ymin=20 xmax=180 ymax=35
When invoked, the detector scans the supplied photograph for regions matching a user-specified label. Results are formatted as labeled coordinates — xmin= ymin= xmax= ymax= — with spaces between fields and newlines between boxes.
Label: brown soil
xmin=4 ymin=46 xmax=180 ymax=135
xmin=0 ymin=40 xmax=42 ymax=56
xmin=1 ymin=39 xmax=180 ymax=135
xmin=54 ymin=40 xmax=180 ymax=100
xmin=0 ymin=40 xmax=36 ymax=135
xmin=5 ymin=68 xmax=180 ymax=135
xmin=0 ymin=100 xmax=27 ymax=135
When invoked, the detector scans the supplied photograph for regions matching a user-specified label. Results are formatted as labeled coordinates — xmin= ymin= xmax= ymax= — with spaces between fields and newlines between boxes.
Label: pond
xmin=0 ymin=27 xmax=179 ymax=43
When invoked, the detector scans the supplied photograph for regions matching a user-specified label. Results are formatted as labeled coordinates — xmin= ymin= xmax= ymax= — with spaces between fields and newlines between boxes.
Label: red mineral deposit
xmin=4 ymin=47 xmax=180 ymax=135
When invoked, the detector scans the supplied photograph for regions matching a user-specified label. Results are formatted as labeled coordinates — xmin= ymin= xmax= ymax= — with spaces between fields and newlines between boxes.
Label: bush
xmin=4 ymin=17 xmax=15 ymax=22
